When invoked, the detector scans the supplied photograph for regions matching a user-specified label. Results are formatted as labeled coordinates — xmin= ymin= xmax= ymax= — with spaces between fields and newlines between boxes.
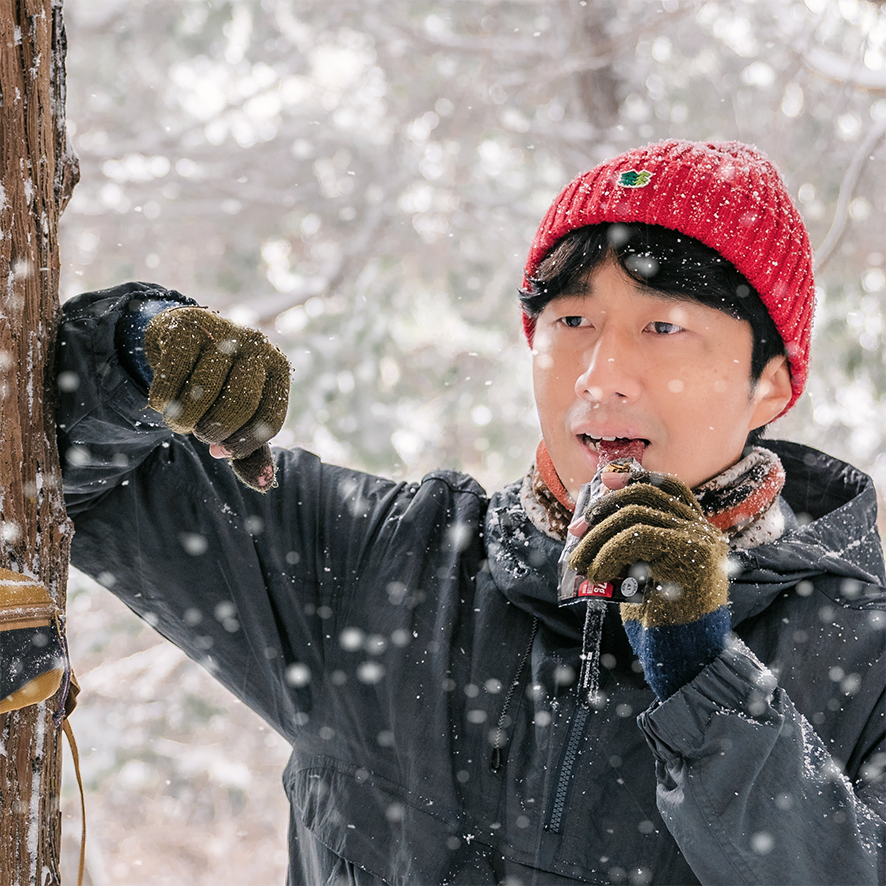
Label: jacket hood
xmin=728 ymin=439 xmax=885 ymax=623
xmin=485 ymin=440 xmax=885 ymax=636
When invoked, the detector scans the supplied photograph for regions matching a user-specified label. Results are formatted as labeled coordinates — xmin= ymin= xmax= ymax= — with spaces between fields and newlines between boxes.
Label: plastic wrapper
xmin=557 ymin=456 xmax=646 ymax=607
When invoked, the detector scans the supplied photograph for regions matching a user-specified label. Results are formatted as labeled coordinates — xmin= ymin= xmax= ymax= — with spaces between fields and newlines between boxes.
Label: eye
xmin=559 ymin=316 xmax=589 ymax=328
xmin=647 ymin=321 xmax=684 ymax=335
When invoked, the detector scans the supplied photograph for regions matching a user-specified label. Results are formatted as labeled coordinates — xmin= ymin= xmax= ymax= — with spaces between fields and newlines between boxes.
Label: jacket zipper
xmin=544 ymin=702 xmax=590 ymax=833
xmin=489 ymin=617 xmax=538 ymax=773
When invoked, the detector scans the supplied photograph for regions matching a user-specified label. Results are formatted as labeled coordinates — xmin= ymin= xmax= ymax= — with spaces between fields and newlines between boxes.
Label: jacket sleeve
xmin=638 ymin=638 xmax=885 ymax=886
xmin=56 ymin=284 xmax=410 ymax=739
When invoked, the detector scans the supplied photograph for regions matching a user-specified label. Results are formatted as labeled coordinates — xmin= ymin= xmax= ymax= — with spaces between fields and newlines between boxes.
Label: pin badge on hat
xmin=617 ymin=169 xmax=653 ymax=188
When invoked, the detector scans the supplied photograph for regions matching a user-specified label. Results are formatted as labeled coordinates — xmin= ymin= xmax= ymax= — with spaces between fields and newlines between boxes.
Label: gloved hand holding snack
xmin=568 ymin=471 xmax=731 ymax=699
xmin=144 ymin=307 xmax=290 ymax=493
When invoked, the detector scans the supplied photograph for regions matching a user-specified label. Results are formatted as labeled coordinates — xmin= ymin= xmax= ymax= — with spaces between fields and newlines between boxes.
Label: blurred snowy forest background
xmin=58 ymin=0 xmax=885 ymax=882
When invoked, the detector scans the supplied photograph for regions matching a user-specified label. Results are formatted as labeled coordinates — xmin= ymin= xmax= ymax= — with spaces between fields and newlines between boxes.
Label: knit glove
xmin=568 ymin=472 xmax=731 ymax=699
xmin=144 ymin=307 xmax=290 ymax=493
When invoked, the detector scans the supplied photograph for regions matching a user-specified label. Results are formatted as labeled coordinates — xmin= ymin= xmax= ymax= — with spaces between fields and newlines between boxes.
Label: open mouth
xmin=579 ymin=434 xmax=650 ymax=448
xmin=579 ymin=435 xmax=649 ymax=463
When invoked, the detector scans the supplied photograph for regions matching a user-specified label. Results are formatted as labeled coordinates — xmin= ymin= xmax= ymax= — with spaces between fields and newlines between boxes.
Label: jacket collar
xmin=485 ymin=440 xmax=884 ymax=633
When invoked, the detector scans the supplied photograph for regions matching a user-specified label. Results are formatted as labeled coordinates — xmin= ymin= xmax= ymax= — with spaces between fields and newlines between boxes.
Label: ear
xmin=749 ymin=355 xmax=793 ymax=429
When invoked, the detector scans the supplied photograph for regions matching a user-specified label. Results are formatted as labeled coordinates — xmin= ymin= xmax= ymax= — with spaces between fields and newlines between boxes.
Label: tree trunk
xmin=0 ymin=1 xmax=78 ymax=883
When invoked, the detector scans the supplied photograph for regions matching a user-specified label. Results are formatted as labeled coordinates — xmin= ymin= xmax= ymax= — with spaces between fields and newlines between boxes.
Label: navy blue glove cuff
xmin=115 ymin=295 xmax=193 ymax=388
xmin=623 ymin=606 xmax=731 ymax=699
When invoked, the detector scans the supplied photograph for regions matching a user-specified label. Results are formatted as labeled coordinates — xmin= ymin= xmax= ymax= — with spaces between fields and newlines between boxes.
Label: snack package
xmin=557 ymin=446 xmax=646 ymax=607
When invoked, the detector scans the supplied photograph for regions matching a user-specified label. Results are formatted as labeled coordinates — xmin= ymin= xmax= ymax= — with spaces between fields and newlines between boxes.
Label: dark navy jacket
xmin=57 ymin=285 xmax=886 ymax=885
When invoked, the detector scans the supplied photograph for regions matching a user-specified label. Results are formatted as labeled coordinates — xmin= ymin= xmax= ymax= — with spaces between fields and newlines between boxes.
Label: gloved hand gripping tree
xmin=145 ymin=307 xmax=291 ymax=493
xmin=568 ymin=472 xmax=731 ymax=699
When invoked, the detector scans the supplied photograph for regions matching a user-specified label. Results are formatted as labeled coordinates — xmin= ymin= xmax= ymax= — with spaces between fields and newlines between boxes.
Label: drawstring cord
xmin=55 ymin=619 xmax=86 ymax=886
xmin=52 ymin=614 xmax=73 ymax=728
xmin=62 ymin=718 xmax=87 ymax=886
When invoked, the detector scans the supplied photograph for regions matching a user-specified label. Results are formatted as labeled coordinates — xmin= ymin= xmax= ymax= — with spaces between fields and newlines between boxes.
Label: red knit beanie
xmin=522 ymin=140 xmax=815 ymax=415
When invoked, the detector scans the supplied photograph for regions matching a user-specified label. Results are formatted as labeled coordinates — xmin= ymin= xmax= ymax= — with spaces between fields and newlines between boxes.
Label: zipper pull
xmin=490 ymin=745 xmax=503 ymax=773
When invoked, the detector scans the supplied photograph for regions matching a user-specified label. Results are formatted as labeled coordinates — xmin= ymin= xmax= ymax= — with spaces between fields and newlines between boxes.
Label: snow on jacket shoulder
xmin=57 ymin=285 xmax=885 ymax=886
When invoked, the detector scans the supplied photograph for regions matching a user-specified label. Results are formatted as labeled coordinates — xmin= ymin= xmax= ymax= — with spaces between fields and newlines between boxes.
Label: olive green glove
xmin=568 ymin=472 xmax=731 ymax=698
xmin=145 ymin=307 xmax=290 ymax=493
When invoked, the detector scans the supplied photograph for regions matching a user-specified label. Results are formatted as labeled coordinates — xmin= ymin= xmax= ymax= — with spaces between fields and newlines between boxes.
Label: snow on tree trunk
xmin=0 ymin=1 xmax=78 ymax=884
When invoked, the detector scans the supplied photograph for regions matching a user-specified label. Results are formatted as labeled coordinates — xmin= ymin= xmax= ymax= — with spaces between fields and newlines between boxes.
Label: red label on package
xmin=577 ymin=580 xmax=613 ymax=599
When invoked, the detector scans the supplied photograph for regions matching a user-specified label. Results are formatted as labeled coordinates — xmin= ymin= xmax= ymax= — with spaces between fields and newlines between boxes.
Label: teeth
xmin=581 ymin=434 xmax=650 ymax=446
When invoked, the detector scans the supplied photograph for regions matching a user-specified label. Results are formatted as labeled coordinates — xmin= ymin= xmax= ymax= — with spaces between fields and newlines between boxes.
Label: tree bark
xmin=0 ymin=1 xmax=78 ymax=884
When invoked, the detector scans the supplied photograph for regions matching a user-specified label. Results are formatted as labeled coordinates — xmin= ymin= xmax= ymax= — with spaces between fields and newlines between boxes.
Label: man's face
xmin=531 ymin=258 xmax=791 ymax=498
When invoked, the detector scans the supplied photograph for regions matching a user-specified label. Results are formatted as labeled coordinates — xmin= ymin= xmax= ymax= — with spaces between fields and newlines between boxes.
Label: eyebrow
xmin=555 ymin=274 xmax=698 ymax=306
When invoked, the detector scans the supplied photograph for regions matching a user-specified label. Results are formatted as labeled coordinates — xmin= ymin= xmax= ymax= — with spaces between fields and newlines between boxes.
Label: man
xmin=57 ymin=140 xmax=885 ymax=884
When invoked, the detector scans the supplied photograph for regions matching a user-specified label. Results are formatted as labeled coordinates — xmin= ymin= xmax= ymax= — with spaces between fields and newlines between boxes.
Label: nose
xmin=574 ymin=331 xmax=641 ymax=404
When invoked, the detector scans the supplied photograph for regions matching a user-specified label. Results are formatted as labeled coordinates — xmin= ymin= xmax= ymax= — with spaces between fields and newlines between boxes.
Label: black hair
xmin=520 ymin=223 xmax=787 ymax=447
